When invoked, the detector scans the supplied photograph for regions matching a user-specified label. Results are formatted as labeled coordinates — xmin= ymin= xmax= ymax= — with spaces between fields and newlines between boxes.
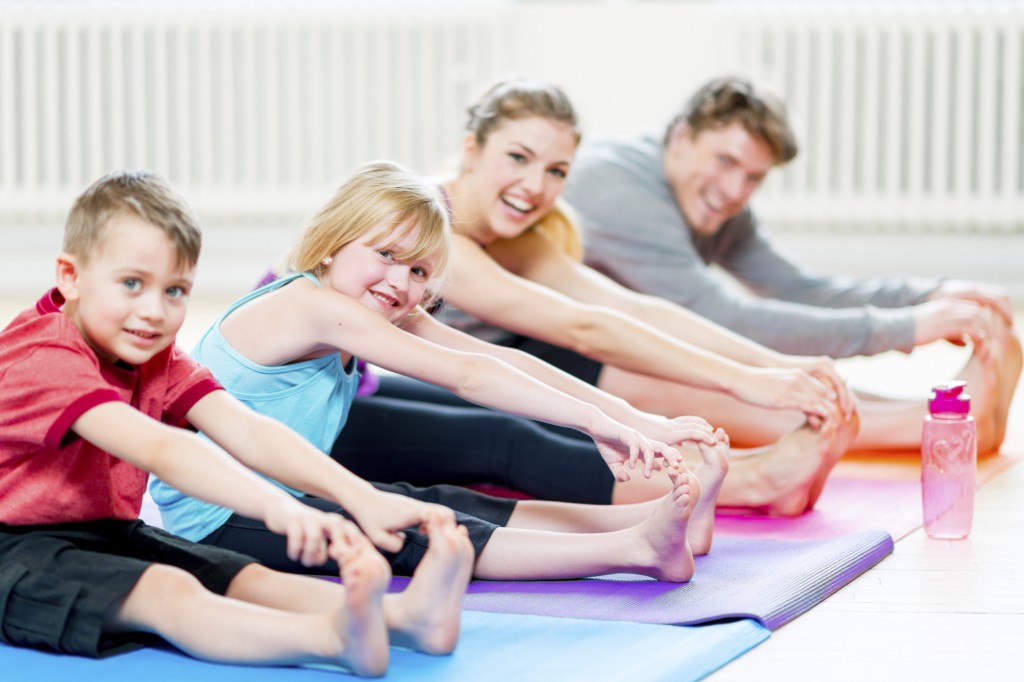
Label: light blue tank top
xmin=149 ymin=272 xmax=360 ymax=542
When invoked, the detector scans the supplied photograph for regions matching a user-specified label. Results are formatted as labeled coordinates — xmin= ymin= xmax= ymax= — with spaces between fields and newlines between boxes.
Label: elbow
xmin=560 ymin=307 xmax=620 ymax=360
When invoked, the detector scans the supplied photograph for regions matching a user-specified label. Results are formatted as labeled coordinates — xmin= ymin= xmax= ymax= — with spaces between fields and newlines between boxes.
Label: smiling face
xmin=323 ymin=221 xmax=440 ymax=325
xmin=663 ymin=121 xmax=776 ymax=236
xmin=58 ymin=212 xmax=194 ymax=365
xmin=455 ymin=115 xmax=577 ymax=244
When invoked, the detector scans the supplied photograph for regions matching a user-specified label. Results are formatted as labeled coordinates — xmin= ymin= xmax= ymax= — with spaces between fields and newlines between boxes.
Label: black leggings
xmin=201 ymin=482 xmax=516 ymax=577
xmin=330 ymin=374 xmax=616 ymax=505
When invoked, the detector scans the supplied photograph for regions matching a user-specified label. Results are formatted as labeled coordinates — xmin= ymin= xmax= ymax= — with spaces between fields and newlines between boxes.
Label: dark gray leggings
xmin=329 ymin=374 xmax=616 ymax=505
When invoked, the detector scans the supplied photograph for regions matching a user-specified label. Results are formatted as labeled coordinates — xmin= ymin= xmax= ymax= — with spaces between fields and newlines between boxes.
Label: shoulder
xmin=1 ymin=298 xmax=100 ymax=381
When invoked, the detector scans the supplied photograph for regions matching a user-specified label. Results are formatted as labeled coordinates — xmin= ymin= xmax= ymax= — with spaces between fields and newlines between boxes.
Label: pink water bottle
xmin=921 ymin=381 xmax=976 ymax=539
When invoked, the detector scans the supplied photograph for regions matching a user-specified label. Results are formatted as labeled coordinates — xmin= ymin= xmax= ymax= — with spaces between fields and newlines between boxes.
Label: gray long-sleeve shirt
xmin=562 ymin=134 xmax=941 ymax=358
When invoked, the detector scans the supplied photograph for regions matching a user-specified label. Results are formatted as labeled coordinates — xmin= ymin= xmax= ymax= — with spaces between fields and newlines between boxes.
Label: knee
xmin=137 ymin=564 xmax=207 ymax=604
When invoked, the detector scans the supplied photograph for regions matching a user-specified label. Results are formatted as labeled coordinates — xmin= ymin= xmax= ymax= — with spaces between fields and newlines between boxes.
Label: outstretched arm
xmin=73 ymin=400 xmax=355 ymax=565
xmin=405 ymin=308 xmax=718 ymax=448
xmin=448 ymin=232 xmax=845 ymax=421
xmin=187 ymin=390 xmax=441 ymax=552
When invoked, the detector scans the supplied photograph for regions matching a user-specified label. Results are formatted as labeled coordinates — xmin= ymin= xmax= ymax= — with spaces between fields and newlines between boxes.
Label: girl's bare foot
xmin=634 ymin=464 xmax=696 ymax=583
xmin=688 ymin=428 xmax=729 ymax=555
xmin=330 ymin=525 xmax=391 ymax=677
xmin=385 ymin=510 xmax=474 ymax=655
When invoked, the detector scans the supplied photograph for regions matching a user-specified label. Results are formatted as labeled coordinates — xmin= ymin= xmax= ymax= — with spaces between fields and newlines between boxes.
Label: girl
xmin=152 ymin=161 xmax=728 ymax=584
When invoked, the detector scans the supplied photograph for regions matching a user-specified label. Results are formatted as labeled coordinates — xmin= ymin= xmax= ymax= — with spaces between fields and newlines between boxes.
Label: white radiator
xmin=0 ymin=4 xmax=509 ymax=221
xmin=732 ymin=1 xmax=1024 ymax=234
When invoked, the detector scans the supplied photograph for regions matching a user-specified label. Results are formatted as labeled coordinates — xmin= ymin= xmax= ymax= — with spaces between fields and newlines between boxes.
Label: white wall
xmin=2 ymin=0 xmax=1022 ymax=301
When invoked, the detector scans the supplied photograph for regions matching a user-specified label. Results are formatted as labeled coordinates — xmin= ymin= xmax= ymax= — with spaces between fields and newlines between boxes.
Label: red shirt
xmin=0 ymin=288 xmax=221 ymax=525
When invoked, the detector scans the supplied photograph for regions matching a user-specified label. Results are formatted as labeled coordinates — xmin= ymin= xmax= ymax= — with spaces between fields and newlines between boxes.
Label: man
xmin=563 ymin=76 xmax=1013 ymax=358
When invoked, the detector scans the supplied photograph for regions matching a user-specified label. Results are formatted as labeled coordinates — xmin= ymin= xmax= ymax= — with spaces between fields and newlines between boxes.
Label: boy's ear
xmin=55 ymin=252 xmax=82 ymax=302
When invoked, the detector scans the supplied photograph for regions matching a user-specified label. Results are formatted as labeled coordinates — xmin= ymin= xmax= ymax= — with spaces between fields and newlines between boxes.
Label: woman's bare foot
xmin=330 ymin=525 xmax=391 ymax=677
xmin=688 ymin=428 xmax=729 ymax=555
xmin=720 ymin=420 xmax=836 ymax=517
xmin=805 ymin=408 xmax=860 ymax=510
xmin=633 ymin=464 xmax=697 ymax=583
xmin=384 ymin=510 xmax=474 ymax=655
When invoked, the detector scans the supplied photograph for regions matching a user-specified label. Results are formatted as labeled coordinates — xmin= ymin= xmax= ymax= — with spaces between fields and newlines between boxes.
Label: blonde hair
xmin=533 ymin=200 xmax=584 ymax=262
xmin=664 ymin=76 xmax=798 ymax=166
xmin=292 ymin=161 xmax=451 ymax=295
xmin=63 ymin=169 xmax=201 ymax=269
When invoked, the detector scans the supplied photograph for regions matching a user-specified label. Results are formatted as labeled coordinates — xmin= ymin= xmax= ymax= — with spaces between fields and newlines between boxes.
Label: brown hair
xmin=292 ymin=160 xmax=451 ymax=289
xmin=664 ymin=76 xmax=798 ymax=166
xmin=63 ymin=169 xmax=202 ymax=269
xmin=465 ymin=79 xmax=581 ymax=146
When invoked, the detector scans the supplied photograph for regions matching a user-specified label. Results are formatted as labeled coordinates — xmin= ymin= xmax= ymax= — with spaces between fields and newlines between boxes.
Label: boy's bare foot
xmin=634 ymin=464 xmax=696 ymax=583
xmin=330 ymin=524 xmax=391 ymax=677
xmin=687 ymin=428 xmax=729 ymax=555
xmin=720 ymin=420 xmax=836 ymax=517
xmin=384 ymin=510 xmax=474 ymax=655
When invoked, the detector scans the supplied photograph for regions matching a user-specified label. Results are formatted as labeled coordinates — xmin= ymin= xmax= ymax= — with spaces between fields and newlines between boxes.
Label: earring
xmin=322 ymin=256 xmax=333 ymax=266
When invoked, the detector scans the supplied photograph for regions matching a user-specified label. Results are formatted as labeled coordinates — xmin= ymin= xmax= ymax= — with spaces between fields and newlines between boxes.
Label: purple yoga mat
xmin=715 ymin=476 xmax=923 ymax=541
xmin=385 ymin=528 xmax=892 ymax=631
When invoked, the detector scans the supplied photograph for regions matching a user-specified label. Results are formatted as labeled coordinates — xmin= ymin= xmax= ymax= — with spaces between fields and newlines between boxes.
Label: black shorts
xmin=505 ymin=336 xmax=604 ymax=386
xmin=0 ymin=518 xmax=255 ymax=657
xmin=203 ymin=483 xmax=517 ymax=577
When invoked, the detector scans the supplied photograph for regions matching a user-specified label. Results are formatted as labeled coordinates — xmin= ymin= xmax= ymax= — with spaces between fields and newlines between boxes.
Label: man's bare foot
xmin=720 ymin=420 xmax=835 ymax=517
xmin=958 ymin=329 xmax=1001 ymax=454
xmin=384 ymin=510 xmax=474 ymax=655
xmin=990 ymin=314 xmax=1022 ymax=448
xmin=330 ymin=524 xmax=391 ymax=677
xmin=633 ymin=464 xmax=696 ymax=583
xmin=688 ymin=428 xmax=729 ymax=555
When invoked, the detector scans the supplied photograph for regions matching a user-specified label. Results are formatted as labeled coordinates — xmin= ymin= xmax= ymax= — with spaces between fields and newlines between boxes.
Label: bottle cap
xmin=928 ymin=381 xmax=971 ymax=415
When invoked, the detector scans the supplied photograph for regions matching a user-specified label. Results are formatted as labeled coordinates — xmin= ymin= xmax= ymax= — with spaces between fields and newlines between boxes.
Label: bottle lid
xmin=928 ymin=381 xmax=971 ymax=415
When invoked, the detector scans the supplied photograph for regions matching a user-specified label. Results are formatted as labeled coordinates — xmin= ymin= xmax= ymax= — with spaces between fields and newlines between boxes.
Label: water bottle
xmin=921 ymin=381 xmax=977 ymax=539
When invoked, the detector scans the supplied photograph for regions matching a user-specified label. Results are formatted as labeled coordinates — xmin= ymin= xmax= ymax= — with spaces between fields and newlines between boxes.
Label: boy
xmin=0 ymin=170 xmax=473 ymax=676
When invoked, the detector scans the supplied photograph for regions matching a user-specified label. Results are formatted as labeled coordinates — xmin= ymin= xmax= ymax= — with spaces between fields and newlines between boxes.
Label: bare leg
xmin=598 ymin=346 xmax=1009 ymax=454
xmin=105 ymin=533 xmax=391 ymax=676
xmin=473 ymin=466 xmax=697 ymax=582
xmin=228 ymin=511 xmax=473 ymax=657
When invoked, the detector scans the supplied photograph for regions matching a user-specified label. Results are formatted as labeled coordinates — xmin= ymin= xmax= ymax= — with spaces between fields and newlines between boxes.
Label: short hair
xmin=292 ymin=161 xmax=451 ymax=292
xmin=465 ymin=78 xmax=581 ymax=146
xmin=664 ymin=76 xmax=798 ymax=166
xmin=63 ymin=169 xmax=202 ymax=269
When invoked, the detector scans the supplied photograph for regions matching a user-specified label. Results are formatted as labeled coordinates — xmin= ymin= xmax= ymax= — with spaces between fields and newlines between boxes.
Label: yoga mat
xmin=0 ymin=611 xmax=769 ymax=682
xmin=385 ymin=528 xmax=891 ymax=631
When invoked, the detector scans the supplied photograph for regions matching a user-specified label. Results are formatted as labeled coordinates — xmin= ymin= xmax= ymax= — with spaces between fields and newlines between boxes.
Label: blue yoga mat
xmin=385 ymin=529 xmax=892 ymax=631
xmin=0 ymin=611 xmax=769 ymax=682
